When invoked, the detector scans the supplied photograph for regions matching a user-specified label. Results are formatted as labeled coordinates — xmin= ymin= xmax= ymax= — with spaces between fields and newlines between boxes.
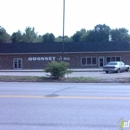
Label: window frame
xmin=106 ymin=56 xmax=121 ymax=63
xmin=81 ymin=57 xmax=97 ymax=66
xmin=81 ymin=57 xmax=87 ymax=66
xmin=13 ymin=58 xmax=23 ymax=69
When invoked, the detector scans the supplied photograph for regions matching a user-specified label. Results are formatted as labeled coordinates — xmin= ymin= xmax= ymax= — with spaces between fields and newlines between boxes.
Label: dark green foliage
xmin=110 ymin=28 xmax=130 ymax=42
xmin=11 ymin=30 xmax=23 ymax=43
xmin=44 ymin=61 xmax=71 ymax=79
xmin=71 ymin=29 xmax=87 ymax=42
xmin=22 ymin=27 xmax=42 ymax=43
xmin=0 ymin=26 xmax=10 ymax=43
xmin=11 ymin=27 xmax=42 ymax=43
xmin=71 ymin=25 xmax=111 ymax=42
xmin=42 ymin=33 xmax=55 ymax=43
xmin=86 ymin=24 xmax=111 ymax=42
xmin=55 ymin=36 xmax=73 ymax=42
xmin=1 ymin=24 xmax=130 ymax=43
xmin=72 ymin=31 xmax=82 ymax=42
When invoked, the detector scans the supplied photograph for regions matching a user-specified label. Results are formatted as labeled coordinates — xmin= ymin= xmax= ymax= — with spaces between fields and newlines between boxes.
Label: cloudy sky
xmin=0 ymin=0 xmax=130 ymax=37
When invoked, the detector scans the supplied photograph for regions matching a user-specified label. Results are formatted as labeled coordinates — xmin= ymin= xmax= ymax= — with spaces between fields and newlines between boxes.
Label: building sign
xmin=28 ymin=56 xmax=70 ymax=61
xmin=58 ymin=56 xmax=70 ymax=61
xmin=28 ymin=57 xmax=56 ymax=61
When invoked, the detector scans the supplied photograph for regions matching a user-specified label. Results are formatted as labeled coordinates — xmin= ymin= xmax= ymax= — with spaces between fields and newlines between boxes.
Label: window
xmin=111 ymin=57 xmax=115 ymax=61
xmin=81 ymin=57 xmax=86 ymax=65
xmin=92 ymin=57 xmax=96 ymax=65
xmin=81 ymin=57 xmax=97 ymax=66
xmin=13 ymin=58 xmax=23 ymax=69
xmin=116 ymin=57 xmax=120 ymax=61
xmin=106 ymin=56 xmax=121 ymax=63
xmin=87 ymin=58 xmax=91 ymax=65
xmin=106 ymin=57 xmax=111 ymax=63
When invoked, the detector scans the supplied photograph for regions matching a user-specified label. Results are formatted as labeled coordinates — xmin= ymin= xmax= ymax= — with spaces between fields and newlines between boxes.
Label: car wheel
xmin=126 ymin=67 xmax=129 ymax=72
xmin=106 ymin=71 xmax=109 ymax=73
xmin=117 ymin=68 xmax=120 ymax=73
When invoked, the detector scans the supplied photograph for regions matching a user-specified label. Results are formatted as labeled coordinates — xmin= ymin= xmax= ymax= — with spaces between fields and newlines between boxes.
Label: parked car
xmin=103 ymin=61 xmax=130 ymax=73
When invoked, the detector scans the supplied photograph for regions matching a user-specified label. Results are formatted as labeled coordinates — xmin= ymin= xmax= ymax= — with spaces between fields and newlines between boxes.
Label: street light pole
xmin=62 ymin=0 xmax=65 ymax=61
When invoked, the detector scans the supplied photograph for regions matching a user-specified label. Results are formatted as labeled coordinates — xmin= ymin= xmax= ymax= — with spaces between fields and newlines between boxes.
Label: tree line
xmin=0 ymin=24 xmax=130 ymax=43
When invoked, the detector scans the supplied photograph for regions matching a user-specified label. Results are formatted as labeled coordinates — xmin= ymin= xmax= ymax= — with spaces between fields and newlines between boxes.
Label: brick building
xmin=0 ymin=42 xmax=130 ymax=69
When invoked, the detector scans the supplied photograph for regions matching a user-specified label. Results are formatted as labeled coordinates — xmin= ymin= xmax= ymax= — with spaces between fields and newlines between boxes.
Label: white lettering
xmin=40 ymin=57 xmax=45 ymax=61
xmin=33 ymin=57 xmax=37 ymax=61
xmin=28 ymin=56 xmax=57 ymax=61
xmin=36 ymin=57 xmax=40 ymax=61
xmin=128 ymin=120 xmax=130 ymax=125
xmin=58 ymin=57 xmax=70 ymax=61
xmin=45 ymin=57 xmax=48 ymax=60
xmin=124 ymin=120 xmax=130 ymax=128
xmin=28 ymin=57 xmax=32 ymax=61
xmin=64 ymin=57 xmax=70 ymax=60
xmin=124 ymin=122 xmax=129 ymax=127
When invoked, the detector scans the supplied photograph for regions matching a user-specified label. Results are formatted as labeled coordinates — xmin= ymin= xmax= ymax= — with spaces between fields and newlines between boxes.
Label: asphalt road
xmin=0 ymin=82 xmax=130 ymax=130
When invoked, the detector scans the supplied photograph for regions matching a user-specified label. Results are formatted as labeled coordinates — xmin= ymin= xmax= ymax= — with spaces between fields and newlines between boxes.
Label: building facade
xmin=0 ymin=42 xmax=130 ymax=69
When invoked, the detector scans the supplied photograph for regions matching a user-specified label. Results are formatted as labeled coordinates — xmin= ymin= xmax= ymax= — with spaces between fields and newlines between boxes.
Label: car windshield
xmin=107 ymin=62 xmax=117 ymax=65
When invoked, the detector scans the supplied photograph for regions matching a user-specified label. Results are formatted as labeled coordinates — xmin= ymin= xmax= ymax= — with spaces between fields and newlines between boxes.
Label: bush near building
xmin=44 ymin=61 xmax=71 ymax=79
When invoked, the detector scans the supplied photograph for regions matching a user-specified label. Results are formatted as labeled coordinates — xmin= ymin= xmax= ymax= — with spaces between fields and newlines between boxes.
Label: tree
xmin=11 ymin=30 xmax=23 ymax=43
xmin=110 ymin=28 xmax=130 ymax=42
xmin=37 ymin=35 xmax=43 ymax=43
xmin=22 ymin=27 xmax=42 ymax=43
xmin=79 ymin=30 xmax=91 ymax=42
xmin=86 ymin=24 xmax=111 ymax=42
xmin=71 ymin=31 xmax=81 ymax=42
xmin=55 ymin=36 xmax=73 ymax=42
xmin=42 ymin=33 xmax=55 ymax=43
xmin=72 ymin=28 xmax=87 ymax=42
xmin=48 ymin=33 xmax=55 ymax=43
xmin=0 ymin=26 xmax=10 ymax=43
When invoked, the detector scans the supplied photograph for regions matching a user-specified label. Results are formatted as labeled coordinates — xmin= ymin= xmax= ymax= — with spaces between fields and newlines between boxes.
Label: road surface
xmin=0 ymin=82 xmax=130 ymax=130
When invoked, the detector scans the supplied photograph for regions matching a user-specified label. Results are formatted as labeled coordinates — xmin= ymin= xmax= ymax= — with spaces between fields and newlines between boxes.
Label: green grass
xmin=0 ymin=76 xmax=129 ymax=83
xmin=0 ymin=76 xmax=39 ymax=82
xmin=69 ymin=77 xmax=100 ymax=82
xmin=0 ymin=76 xmax=100 ymax=82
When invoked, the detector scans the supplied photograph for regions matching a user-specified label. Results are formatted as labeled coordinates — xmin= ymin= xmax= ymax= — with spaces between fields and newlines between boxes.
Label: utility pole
xmin=62 ymin=0 xmax=65 ymax=61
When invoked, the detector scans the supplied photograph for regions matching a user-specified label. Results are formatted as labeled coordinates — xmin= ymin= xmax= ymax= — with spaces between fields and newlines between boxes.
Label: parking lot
xmin=69 ymin=71 xmax=130 ymax=80
xmin=0 ymin=70 xmax=130 ymax=80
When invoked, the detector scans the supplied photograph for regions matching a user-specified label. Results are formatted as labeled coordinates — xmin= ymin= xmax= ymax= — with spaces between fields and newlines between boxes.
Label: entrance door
xmin=13 ymin=58 xmax=23 ymax=69
xmin=98 ymin=57 xmax=104 ymax=67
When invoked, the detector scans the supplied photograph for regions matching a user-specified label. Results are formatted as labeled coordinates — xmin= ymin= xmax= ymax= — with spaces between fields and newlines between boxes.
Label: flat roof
xmin=0 ymin=42 xmax=130 ymax=54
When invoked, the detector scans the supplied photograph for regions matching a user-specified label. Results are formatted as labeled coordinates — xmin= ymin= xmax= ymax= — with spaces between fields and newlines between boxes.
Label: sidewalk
xmin=0 ymin=68 xmax=103 ymax=72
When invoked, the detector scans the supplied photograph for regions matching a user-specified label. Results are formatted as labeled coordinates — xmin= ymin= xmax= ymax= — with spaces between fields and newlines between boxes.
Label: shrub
xmin=44 ymin=61 xmax=71 ymax=79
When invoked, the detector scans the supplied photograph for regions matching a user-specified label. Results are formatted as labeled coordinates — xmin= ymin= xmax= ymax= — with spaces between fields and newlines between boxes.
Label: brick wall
xmin=0 ymin=52 xmax=130 ymax=69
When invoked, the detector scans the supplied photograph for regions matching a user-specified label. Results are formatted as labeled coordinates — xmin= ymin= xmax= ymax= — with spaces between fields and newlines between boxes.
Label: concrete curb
xmin=0 ymin=69 xmax=103 ymax=72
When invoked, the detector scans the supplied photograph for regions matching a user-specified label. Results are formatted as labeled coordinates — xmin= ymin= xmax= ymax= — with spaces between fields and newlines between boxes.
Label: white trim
xmin=106 ymin=56 xmax=121 ymax=63
xmin=86 ymin=57 xmax=97 ymax=65
xmin=81 ymin=57 xmax=97 ymax=66
xmin=91 ymin=57 xmax=97 ymax=65
xmin=13 ymin=58 xmax=23 ymax=69
xmin=81 ymin=57 xmax=87 ymax=66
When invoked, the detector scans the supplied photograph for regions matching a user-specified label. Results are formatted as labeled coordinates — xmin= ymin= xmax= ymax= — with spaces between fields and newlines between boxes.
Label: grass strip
xmin=0 ymin=76 xmax=129 ymax=83
xmin=68 ymin=77 xmax=100 ymax=83
xmin=0 ymin=76 xmax=100 ymax=82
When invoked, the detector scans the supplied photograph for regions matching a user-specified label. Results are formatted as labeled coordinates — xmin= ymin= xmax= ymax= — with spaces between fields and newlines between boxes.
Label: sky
xmin=0 ymin=0 xmax=130 ymax=37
